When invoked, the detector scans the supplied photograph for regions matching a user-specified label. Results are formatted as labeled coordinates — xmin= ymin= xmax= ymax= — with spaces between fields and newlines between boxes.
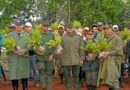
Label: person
xmin=0 ymin=34 xmax=6 ymax=81
xmin=97 ymin=25 xmax=123 ymax=90
xmin=92 ymin=24 xmax=100 ymax=41
xmin=24 ymin=22 xmax=39 ymax=87
xmin=112 ymin=25 xmax=118 ymax=31
xmin=61 ymin=22 xmax=84 ymax=90
xmin=82 ymin=26 xmax=89 ymax=40
xmin=126 ymin=39 xmax=130 ymax=77
xmin=36 ymin=21 xmax=55 ymax=90
xmin=97 ymin=22 xmax=104 ymax=31
xmin=82 ymin=31 xmax=100 ymax=90
xmin=8 ymin=23 xmax=16 ymax=32
xmin=79 ymin=26 xmax=89 ymax=87
xmin=113 ymin=26 xmax=126 ymax=87
xmin=7 ymin=19 xmax=30 ymax=90
xmin=54 ymin=25 xmax=65 ymax=84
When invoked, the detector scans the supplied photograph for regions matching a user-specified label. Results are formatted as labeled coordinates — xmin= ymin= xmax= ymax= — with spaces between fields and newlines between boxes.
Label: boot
xmin=42 ymin=88 xmax=46 ymax=90
xmin=88 ymin=85 xmax=93 ymax=90
xmin=109 ymin=88 xmax=114 ymax=90
xmin=13 ymin=86 xmax=18 ymax=90
xmin=91 ymin=85 xmax=96 ymax=90
xmin=59 ymin=73 xmax=64 ymax=84
xmin=22 ymin=79 xmax=28 ymax=90
xmin=12 ymin=80 xmax=18 ymax=90
xmin=113 ymin=88 xmax=119 ymax=90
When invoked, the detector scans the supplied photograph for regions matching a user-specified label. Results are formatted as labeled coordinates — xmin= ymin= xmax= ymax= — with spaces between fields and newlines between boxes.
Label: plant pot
xmin=99 ymin=52 xmax=105 ymax=58
xmin=39 ymin=45 xmax=45 ymax=52
xmin=86 ymin=53 xmax=94 ymax=61
xmin=56 ymin=45 xmax=63 ymax=54
xmin=1 ymin=47 xmax=6 ymax=53
xmin=16 ymin=46 xmax=23 ymax=53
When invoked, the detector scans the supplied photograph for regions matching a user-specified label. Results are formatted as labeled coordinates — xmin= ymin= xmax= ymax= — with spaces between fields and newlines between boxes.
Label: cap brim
xmin=103 ymin=25 xmax=112 ymax=30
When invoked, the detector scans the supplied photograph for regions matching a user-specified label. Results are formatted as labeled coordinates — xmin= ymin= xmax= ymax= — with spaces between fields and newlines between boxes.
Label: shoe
xmin=42 ymin=88 xmax=46 ymax=90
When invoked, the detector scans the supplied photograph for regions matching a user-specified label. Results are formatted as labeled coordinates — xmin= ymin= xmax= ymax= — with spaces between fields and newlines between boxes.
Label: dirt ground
xmin=0 ymin=74 xmax=130 ymax=90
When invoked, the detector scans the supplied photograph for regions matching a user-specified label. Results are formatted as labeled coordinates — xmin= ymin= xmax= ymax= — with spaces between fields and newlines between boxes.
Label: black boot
xmin=12 ymin=80 xmax=18 ymax=90
xmin=88 ymin=85 xmax=93 ymax=90
xmin=59 ymin=73 xmax=64 ymax=84
xmin=91 ymin=85 xmax=96 ymax=90
xmin=42 ymin=88 xmax=46 ymax=90
xmin=22 ymin=78 xmax=28 ymax=90
xmin=109 ymin=88 xmax=114 ymax=90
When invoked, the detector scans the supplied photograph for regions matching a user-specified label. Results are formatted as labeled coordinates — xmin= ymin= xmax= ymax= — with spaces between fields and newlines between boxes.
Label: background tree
xmin=0 ymin=0 xmax=130 ymax=29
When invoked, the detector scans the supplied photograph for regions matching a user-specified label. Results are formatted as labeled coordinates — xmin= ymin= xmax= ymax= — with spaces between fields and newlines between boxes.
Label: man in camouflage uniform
xmin=61 ymin=23 xmax=84 ymax=90
xmin=97 ymin=25 xmax=123 ymax=90
xmin=36 ymin=22 xmax=55 ymax=90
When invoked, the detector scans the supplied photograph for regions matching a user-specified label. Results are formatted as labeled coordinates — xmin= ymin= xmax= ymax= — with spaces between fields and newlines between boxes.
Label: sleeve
xmin=109 ymin=38 xmax=123 ymax=56
xmin=79 ymin=36 xmax=85 ymax=60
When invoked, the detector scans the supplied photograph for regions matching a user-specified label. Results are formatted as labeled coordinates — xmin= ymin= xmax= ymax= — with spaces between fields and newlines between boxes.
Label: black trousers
xmin=11 ymin=78 xmax=28 ymax=90
xmin=0 ymin=65 xmax=6 ymax=80
xmin=129 ymin=57 xmax=130 ymax=75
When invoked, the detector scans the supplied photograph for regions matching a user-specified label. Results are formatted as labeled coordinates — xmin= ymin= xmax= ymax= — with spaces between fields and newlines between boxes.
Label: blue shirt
xmin=0 ymin=35 xmax=3 ymax=47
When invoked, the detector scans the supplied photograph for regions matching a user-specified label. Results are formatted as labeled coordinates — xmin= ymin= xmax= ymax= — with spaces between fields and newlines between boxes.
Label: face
xmin=82 ymin=30 xmax=88 ymax=37
xmin=9 ymin=27 xmax=15 ymax=32
xmin=104 ymin=28 xmax=113 ymax=38
xmin=58 ymin=27 xmax=64 ymax=36
xmin=98 ymin=25 xmax=103 ymax=31
xmin=92 ymin=27 xmax=98 ymax=33
xmin=113 ymin=27 xmax=118 ymax=31
xmin=41 ymin=24 xmax=48 ymax=32
xmin=16 ymin=24 xmax=23 ymax=33
xmin=85 ymin=34 xmax=93 ymax=40
xmin=115 ymin=30 xmax=121 ymax=36
xmin=66 ymin=27 xmax=74 ymax=33
xmin=25 ymin=26 xmax=32 ymax=33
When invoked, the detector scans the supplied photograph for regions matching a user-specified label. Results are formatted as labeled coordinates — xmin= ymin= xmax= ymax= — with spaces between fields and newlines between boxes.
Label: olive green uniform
xmin=7 ymin=31 xmax=29 ymax=80
xmin=36 ymin=31 xmax=55 ymax=90
xmin=61 ymin=32 xmax=84 ymax=90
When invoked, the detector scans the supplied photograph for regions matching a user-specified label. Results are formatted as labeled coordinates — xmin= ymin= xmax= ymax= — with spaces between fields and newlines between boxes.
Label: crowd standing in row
xmin=0 ymin=20 xmax=130 ymax=90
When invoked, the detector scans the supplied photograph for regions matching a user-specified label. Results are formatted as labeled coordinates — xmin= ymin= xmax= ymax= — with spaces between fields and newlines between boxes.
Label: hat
xmin=25 ymin=22 xmax=32 ymax=27
xmin=9 ymin=23 xmax=15 ymax=28
xmin=87 ymin=31 xmax=93 ymax=35
xmin=83 ymin=27 xmax=89 ymax=31
xmin=103 ymin=25 xmax=112 ymax=30
xmin=112 ymin=25 xmax=118 ymax=30
xmin=58 ymin=25 xmax=64 ymax=29
xmin=15 ymin=19 xmax=23 ymax=25
xmin=98 ymin=22 xmax=104 ymax=26
xmin=66 ymin=22 xmax=73 ymax=28
xmin=41 ymin=20 xmax=49 ymax=25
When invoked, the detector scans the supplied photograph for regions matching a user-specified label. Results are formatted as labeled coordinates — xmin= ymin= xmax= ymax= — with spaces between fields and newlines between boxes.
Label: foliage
xmin=84 ymin=41 xmax=99 ymax=55
xmin=0 ymin=0 xmax=129 ymax=28
xmin=97 ymin=31 xmax=109 ymax=52
xmin=121 ymin=28 xmax=130 ymax=40
xmin=50 ymin=22 xmax=60 ymax=30
xmin=73 ymin=20 xmax=81 ymax=29
xmin=2 ymin=37 xmax=16 ymax=52
xmin=46 ymin=34 xmax=62 ymax=48
xmin=0 ymin=0 xmax=34 ymax=27
xmin=27 ymin=25 xmax=42 ymax=50
xmin=0 ymin=28 xmax=9 ymax=34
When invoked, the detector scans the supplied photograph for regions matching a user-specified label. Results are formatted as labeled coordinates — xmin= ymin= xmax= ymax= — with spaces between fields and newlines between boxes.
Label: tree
xmin=0 ymin=0 xmax=34 ymax=28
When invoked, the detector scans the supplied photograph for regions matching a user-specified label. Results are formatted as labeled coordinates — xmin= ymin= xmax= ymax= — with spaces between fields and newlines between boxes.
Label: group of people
xmin=0 ymin=20 xmax=130 ymax=90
